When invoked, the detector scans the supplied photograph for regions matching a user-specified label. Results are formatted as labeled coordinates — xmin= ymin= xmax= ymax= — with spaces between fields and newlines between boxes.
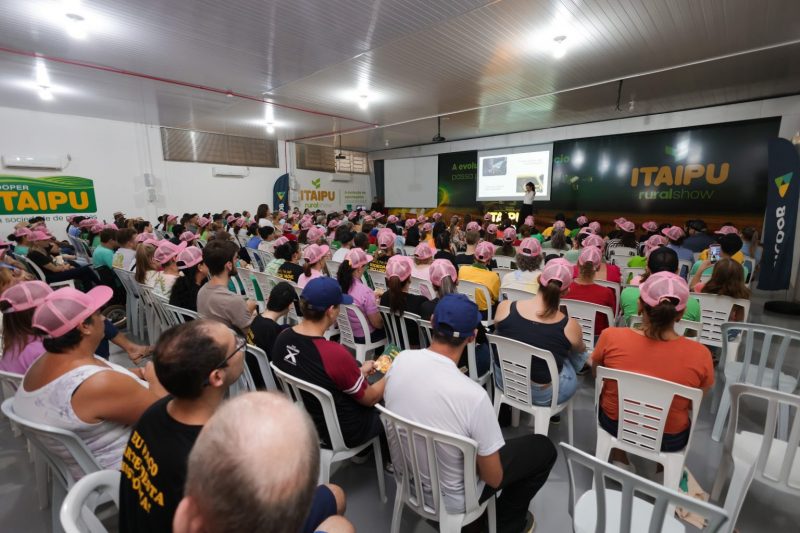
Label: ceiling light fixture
xmin=552 ymin=35 xmax=567 ymax=58
xmin=35 ymin=59 xmax=53 ymax=101
xmin=38 ymin=86 xmax=54 ymax=101
xmin=63 ymin=0 xmax=87 ymax=39
xmin=265 ymin=123 xmax=275 ymax=134
xmin=358 ymin=94 xmax=369 ymax=110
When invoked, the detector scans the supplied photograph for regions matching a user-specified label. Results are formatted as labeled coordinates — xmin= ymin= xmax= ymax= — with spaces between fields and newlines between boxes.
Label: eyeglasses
xmin=204 ymin=331 xmax=247 ymax=386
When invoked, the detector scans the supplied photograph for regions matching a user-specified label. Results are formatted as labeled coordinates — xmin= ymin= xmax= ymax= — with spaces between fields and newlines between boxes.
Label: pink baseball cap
xmin=345 ymin=247 xmax=372 ymax=269
xmin=619 ymin=220 xmax=635 ymax=233
xmin=483 ymin=213 xmax=492 ymax=221
xmin=553 ymin=220 xmax=566 ymax=230
xmin=197 ymin=216 xmax=211 ymax=228
xmin=89 ymin=224 xmax=104 ymax=234
xmin=639 ymin=271 xmax=689 ymax=311
xmin=387 ymin=215 xmax=399 ymax=224
xmin=167 ymin=214 xmax=178 ymax=223
xmin=303 ymin=244 xmax=330 ymax=264
xmin=179 ymin=231 xmax=198 ymax=242
xmin=503 ymin=227 xmax=516 ymax=241
xmin=429 ymin=259 xmax=457 ymax=287
xmin=327 ymin=219 xmax=340 ymax=229
xmin=414 ymin=243 xmax=434 ymax=260
xmin=176 ymin=246 xmax=203 ymax=269
xmin=487 ymin=224 xmax=498 ymax=235
xmin=421 ymin=223 xmax=433 ymax=233
xmin=78 ymin=219 xmax=94 ymax=229
xmin=272 ymin=236 xmax=289 ymax=248
xmin=300 ymin=219 xmax=314 ymax=230
xmin=576 ymin=215 xmax=588 ymax=226
xmin=418 ymin=215 xmax=428 ymax=224
xmin=578 ymin=246 xmax=602 ymax=266
xmin=588 ymin=221 xmax=601 ymax=233
xmin=0 ymin=281 xmax=53 ymax=312
xmin=306 ymin=227 xmax=325 ymax=242
xmin=377 ymin=229 xmax=396 ymax=250
xmin=583 ymin=234 xmax=605 ymax=249
xmin=105 ymin=223 xmax=118 ymax=230
xmin=518 ymin=238 xmax=542 ymax=257
xmin=661 ymin=226 xmax=685 ymax=242
xmin=466 ymin=221 xmax=481 ymax=232
xmin=135 ymin=232 xmax=156 ymax=243
xmin=14 ymin=227 xmax=32 ymax=238
xmin=642 ymin=221 xmax=658 ymax=232
xmin=348 ymin=211 xmax=358 ymax=220
xmin=644 ymin=235 xmax=668 ymax=256
xmin=66 ymin=215 xmax=75 ymax=222
xmin=386 ymin=255 xmax=413 ymax=282
xmin=432 ymin=212 xmax=442 ymax=221
xmin=235 ymin=217 xmax=247 ymax=228
xmin=613 ymin=217 xmax=627 ymax=227
xmin=405 ymin=218 xmax=417 ymax=229
xmin=524 ymin=216 xmax=535 ymax=227
xmin=33 ymin=286 xmax=113 ymax=338
xmin=578 ymin=227 xmax=594 ymax=236
xmin=474 ymin=241 xmax=495 ymax=262
xmin=30 ymin=230 xmax=52 ymax=242
xmin=540 ymin=260 xmax=574 ymax=289
xmin=226 ymin=214 xmax=236 ymax=223
xmin=154 ymin=241 xmax=187 ymax=264
xmin=715 ymin=225 xmax=738 ymax=235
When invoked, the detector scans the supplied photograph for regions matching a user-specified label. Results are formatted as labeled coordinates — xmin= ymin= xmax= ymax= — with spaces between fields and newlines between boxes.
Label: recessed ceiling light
xmin=34 ymin=59 xmax=54 ymax=101
xmin=265 ymin=122 xmax=275 ymax=134
xmin=358 ymin=94 xmax=369 ymax=110
xmin=38 ymin=86 xmax=54 ymax=101
xmin=552 ymin=35 xmax=567 ymax=58
xmin=63 ymin=1 xmax=87 ymax=39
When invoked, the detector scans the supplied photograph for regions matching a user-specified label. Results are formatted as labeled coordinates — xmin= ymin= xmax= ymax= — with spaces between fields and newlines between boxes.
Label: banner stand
xmin=760 ymin=138 xmax=800 ymax=316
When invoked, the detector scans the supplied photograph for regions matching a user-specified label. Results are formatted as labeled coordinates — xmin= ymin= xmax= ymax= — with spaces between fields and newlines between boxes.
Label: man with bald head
xmin=173 ymin=392 xmax=354 ymax=533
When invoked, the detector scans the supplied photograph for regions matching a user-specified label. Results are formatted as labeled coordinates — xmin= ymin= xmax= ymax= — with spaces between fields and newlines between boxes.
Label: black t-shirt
xmin=379 ymin=291 xmax=429 ymax=347
xmin=405 ymin=227 xmax=420 ymax=247
xmin=433 ymin=250 xmax=459 ymax=272
xmin=454 ymin=254 xmax=497 ymax=269
xmin=250 ymin=315 xmax=284 ymax=357
xmin=168 ymin=276 xmax=206 ymax=311
xmin=27 ymin=249 xmax=53 ymax=268
xmin=119 ymin=396 xmax=202 ymax=533
xmin=277 ymin=261 xmax=303 ymax=283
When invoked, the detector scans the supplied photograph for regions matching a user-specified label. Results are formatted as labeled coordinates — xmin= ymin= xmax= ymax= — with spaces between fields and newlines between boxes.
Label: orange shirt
xmin=592 ymin=328 xmax=713 ymax=434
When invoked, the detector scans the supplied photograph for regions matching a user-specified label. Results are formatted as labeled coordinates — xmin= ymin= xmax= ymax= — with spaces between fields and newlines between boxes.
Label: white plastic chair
xmin=691 ymin=293 xmax=751 ymax=350
xmin=326 ymin=259 xmax=341 ymax=278
xmin=607 ymin=246 xmax=637 ymax=265
xmin=2 ymin=398 xmax=104 ymax=533
xmin=711 ymin=384 xmax=800 ymax=531
xmin=561 ymin=299 xmax=615 ymax=352
xmin=594 ymin=367 xmax=703 ymax=490
xmin=486 ymin=334 xmax=573 ymax=442
xmin=500 ymin=287 xmax=534 ymax=302
xmin=369 ymin=269 xmax=387 ymax=291
xmin=60 ymin=469 xmax=119 ymax=533
xmin=160 ymin=302 xmax=200 ymax=326
xmin=409 ymin=276 xmax=435 ymax=299
xmin=456 ymin=279 xmax=495 ymax=328
xmin=595 ymin=280 xmax=620 ymax=314
xmin=376 ymin=405 xmax=497 ymax=533
xmin=561 ymin=443 xmax=729 ymax=533
xmin=250 ymin=270 xmax=277 ymax=301
xmin=378 ymin=306 xmax=420 ymax=350
xmin=711 ymin=323 xmax=800 ymax=442
xmin=626 ymin=316 xmax=703 ymax=337
xmin=19 ymin=255 xmax=76 ymax=289
xmin=619 ymin=266 xmax=645 ymax=286
xmin=494 ymin=255 xmax=513 ymax=269
xmin=337 ymin=304 xmax=387 ymax=362
xmin=113 ymin=267 xmax=144 ymax=341
xmin=0 ymin=370 xmax=23 ymax=436
xmin=270 ymin=363 xmax=386 ymax=503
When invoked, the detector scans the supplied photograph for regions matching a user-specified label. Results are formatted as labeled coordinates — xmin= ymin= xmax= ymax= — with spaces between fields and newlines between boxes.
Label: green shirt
xmin=563 ymin=249 xmax=580 ymax=263
xmin=690 ymin=260 xmax=749 ymax=280
xmin=627 ymin=256 xmax=647 ymax=268
xmin=92 ymin=245 xmax=114 ymax=268
xmin=620 ymin=286 xmax=701 ymax=322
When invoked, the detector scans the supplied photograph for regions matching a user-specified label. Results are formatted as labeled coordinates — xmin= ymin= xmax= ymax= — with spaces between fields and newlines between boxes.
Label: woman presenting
xmin=520 ymin=181 xmax=536 ymax=222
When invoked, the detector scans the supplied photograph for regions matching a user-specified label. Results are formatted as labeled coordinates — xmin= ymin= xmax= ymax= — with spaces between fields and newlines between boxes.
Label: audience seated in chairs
xmin=458 ymin=241 xmax=501 ymax=319
xmin=169 ymin=246 xmax=208 ymax=312
xmin=337 ymin=248 xmax=385 ymax=344
xmin=494 ymin=259 xmax=588 ymax=406
xmin=592 ymin=272 xmax=714 ymax=464
xmin=272 ymin=277 xmax=389 ymax=466
xmin=0 ymin=280 xmax=52 ymax=373
xmin=197 ymin=239 xmax=257 ymax=334
xmin=112 ymin=228 xmax=138 ymax=271
xmin=384 ymin=293 xmax=557 ymax=533
xmin=500 ymin=237 xmax=543 ymax=293
xmin=14 ymin=286 xmax=166 ymax=479
xmin=412 ymin=242 xmax=434 ymax=280
xmin=565 ymin=246 xmax=617 ymax=337
xmin=118 ymin=320 xmax=246 ymax=532
xmin=26 ymin=230 xmax=99 ymax=289
xmin=298 ymin=244 xmax=331 ymax=288
xmin=173 ymin=392 xmax=354 ymax=533
xmin=691 ymin=258 xmax=750 ymax=322
xmin=250 ymin=282 xmax=296 ymax=359
xmin=378 ymin=255 xmax=429 ymax=348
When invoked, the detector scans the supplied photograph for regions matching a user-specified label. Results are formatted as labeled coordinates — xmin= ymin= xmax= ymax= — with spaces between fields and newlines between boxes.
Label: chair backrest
xmin=0 ymin=370 xmax=23 ymax=401
xmin=244 ymin=247 xmax=264 ymax=271
xmin=235 ymin=233 xmax=249 ymax=247
xmin=376 ymin=404 xmax=485 ymax=521
xmin=337 ymin=303 xmax=373 ymax=347
xmin=594 ymin=367 xmax=703 ymax=455
xmin=326 ymin=260 xmax=341 ymax=278
xmin=608 ymin=247 xmax=637 ymax=265
xmin=137 ymin=285 xmax=173 ymax=332
xmin=378 ymin=305 xmax=420 ymax=350
xmin=369 ymin=269 xmax=387 ymax=291
xmin=233 ymin=272 xmax=259 ymax=302
xmin=416 ymin=318 xmax=433 ymax=348
xmin=249 ymin=269 xmax=276 ymax=297
xmin=494 ymin=255 xmax=513 ymax=269
xmin=619 ymin=266 xmax=645 ymax=286
xmin=720 ymin=323 xmax=800 ymax=390
xmin=561 ymin=299 xmax=615 ymax=352
xmin=486 ymin=334 xmax=561 ymax=410
xmin=500 ymin=287 xmax=533 ymax=302
xmin=1 ymin=398 xmax=102 ymax=489
xmin=270 ymin=363 xmax=348 ymax=451
xmin=160 ymin=302 xmax=199 ymax=325
xmin=493 ymin=266 xmax=513 ymax=278
xmin=113 ymin=267 xmax=139 ymax=296
xmin=67 ymin=235 xmax=92 ymax=264
xmin=456 ymin=279 xmax=494 ymax=325
xmin=60 ymin=469 xmax=120 ymax=533
xmin=561 ymin=443 xmax=729 ymax=533
xmin=723 ymin=384 xmax=800 ymax=498
xmin=626 ymin=316 xmax=703 ymax=337
xmin=692 ymin=293 xmax=751 ymax=348
xmin=18 ymin=254 xmax=47 ymax=281
xmin=409 ymin=276 xmax=435 ymax=299
xmin=595 ymin=280 xmax=621 ymax=312
xmin=245 ymin=344 xmax=279 ymax=391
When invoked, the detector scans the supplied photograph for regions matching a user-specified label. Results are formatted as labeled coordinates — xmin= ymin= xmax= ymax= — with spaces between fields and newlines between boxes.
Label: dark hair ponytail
xmin=579 ymin=261 xmax=596 ymax=280
xmin=337 ymin=260 xmax=356 ymax=294
xmin=641 ymin=299 xmax=680 ymax=340
xmin=387 ymin=276 xmax=408 ymax=314
xmin=537 ymin=280 xmax=563 ymax=318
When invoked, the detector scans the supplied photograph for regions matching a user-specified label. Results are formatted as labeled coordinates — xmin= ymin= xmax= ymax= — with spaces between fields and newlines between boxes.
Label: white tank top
xmin=15 ymin=357 xmax=147 ymax=480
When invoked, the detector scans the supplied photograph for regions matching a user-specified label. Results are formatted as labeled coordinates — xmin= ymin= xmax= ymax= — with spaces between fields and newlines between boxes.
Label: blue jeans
xmin=494 ymin=350 xmax=589 ymax=406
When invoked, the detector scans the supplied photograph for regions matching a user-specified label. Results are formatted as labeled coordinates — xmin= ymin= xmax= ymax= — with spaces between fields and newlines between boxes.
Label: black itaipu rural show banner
xmin=438 ymin=151 xmax=478 ymax=208
xmin=545 ymin=118 xmax=780 ymax=214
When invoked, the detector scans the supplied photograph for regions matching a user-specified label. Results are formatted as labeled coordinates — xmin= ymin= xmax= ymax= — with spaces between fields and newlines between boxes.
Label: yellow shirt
xmin=542 ymin=226 xmax=554 ymax=238
xmin=458 ymin=265 xmax=500 ymax=311
xmin=698 ymin=249 xmax=744 ymax=264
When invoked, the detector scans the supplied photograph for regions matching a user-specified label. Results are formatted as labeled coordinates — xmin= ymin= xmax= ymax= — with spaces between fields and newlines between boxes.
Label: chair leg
xmin=318 ymin=451 xmax=332 ymax=485
xmin=511 ymin=408 xmax=520 ymax=428
xmin=51 ymin=479 xmax=66 ymax=533
xmin=711 ymin=385 xmax=732 ymax=442
xmin=356 ymin=346 xmax=365 ymax=363
xmin=710 ymin=454 xmax=732 ymax=502
xmin=373 ymin=439 xmax=387 ymax=503
xmin=389 ymin=485 xmax=404 ymax=533
xmin=33 ymin=448 xmax=49 ymax=510
xmin=594 ymin=429 xmax=613 ymax=462
xmin=532 ymin=410 xmax=551 ymax=437
xmin=487 ymin=497 xmax=497 ymax=533
xmin=661 ymin=454 xmax=685 ymax=490
xmin=566 ymin=402 xmax=574 ymax=445
xmin=439 ymin=511 xmax=466 ymax=533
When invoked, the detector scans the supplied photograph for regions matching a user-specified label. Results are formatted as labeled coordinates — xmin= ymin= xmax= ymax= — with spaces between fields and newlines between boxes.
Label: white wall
xmin=0 ymin=106 xmax=286 ymax=239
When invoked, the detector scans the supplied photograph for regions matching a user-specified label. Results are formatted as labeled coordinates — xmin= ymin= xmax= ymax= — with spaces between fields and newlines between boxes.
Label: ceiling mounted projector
xmin=432 ymin=116 xmax=446 ymax=143
xmin=335 ymin=134 xmax=347 ymax=159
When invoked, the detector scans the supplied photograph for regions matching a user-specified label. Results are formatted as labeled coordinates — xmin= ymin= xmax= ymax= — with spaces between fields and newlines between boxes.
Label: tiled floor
xmin=1 ymin=288 xmax=799 ymax=532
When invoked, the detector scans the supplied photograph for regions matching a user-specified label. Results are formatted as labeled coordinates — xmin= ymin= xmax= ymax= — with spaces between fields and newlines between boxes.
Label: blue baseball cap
xmin=301 ymin=277 xmax=353 ymax=311
xmin=432 ymin=294 xmax=482 ymax=338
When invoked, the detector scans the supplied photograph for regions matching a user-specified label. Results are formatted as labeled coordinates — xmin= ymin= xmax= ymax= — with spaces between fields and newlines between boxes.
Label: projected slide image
xmin=482 ymin=157 xmax=507 ymax=176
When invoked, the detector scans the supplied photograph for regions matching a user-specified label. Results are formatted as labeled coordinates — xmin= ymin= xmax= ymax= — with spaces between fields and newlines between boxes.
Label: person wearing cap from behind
xmin=661 ymin=225 xmax=695 ymax=264
xmin=411 ymin=242 xmax=434 ymax=281
xmin=273 ymin=277 xmax=390 ymax=463
xmin=681 ymin=219 xmax=715 ymax=253
xmin=501 ymin=237 xmax=543 ymax=293
xmin=385 ymin=293 xmax=556 ymax=533
xmin=689 ymin=232 xmax=749 ymax=280
xmin=0 ymin=281 xmax=52 ymax=374
xmin=592 ymin=272 xmax=713 ymax=464
xmin=14 ymin=286 xmax=167 ymax=479
xmin=148 ymin=241 xmax=188 ymax=298
xmin=458 ymin=241 xmax=501 ymax=318
xmin=367 ymin=228 xmax=396 ymax=274
xmin=695 ymin=224 xmax=746 ymax=266
xmin=565 ymin=246 xmax=617 ymax=337
xmin=298 ymin=244 xmax=331 ymax=288
xmin=626 ymin=234 xmax=668 ymax=269
xmin=495 ymin=260 xmax=588 ymax=408
xmin=197 ymin=239 xmax=258 ymax=335
xmin=169 ymin=246 xmax=208 ymax=312
xmin=379 ymin=255 xmax=429 ymax=348
xmin=337 ymin=248 xmax=385 ymax=343
xmin=331 ymin=225 xmax=355 ymax=262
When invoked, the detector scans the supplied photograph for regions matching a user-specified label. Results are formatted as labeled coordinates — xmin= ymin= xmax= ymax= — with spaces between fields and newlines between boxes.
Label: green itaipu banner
xmin=0 ymin=175 xmax=97 ymax=215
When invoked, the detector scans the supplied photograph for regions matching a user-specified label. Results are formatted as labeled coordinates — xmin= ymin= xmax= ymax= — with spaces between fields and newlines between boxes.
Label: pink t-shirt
xmin=0 ymin=338 xmax=46 ymax=375
xmin=297 ymin=269 xmax=323 ymax=288
xmin=347 ymin=279 xmax=378 ymax=338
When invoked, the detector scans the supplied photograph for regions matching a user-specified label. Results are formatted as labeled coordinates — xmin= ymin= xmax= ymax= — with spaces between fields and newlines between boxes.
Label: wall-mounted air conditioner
xmin=2 ymin=155 xmax=70 ymax=170
xmin=212 ymin=166 xmax=249 ymax=178
xmin=330 ymin=173 xmax=352 ymax=182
